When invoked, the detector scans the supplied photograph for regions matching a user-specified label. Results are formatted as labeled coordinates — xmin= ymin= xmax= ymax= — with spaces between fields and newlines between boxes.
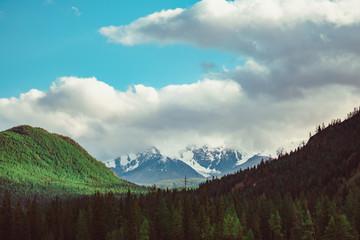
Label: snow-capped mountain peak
xmin=105 ymin=145 xmax=270 ymax=184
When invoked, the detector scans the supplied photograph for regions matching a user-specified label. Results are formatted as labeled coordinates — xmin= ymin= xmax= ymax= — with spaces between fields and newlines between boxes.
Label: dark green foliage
xmin=245 ymin=229 xmax=255 ymax=240
xmin=13 ymin=201 xmax=25 ymax=240
xmin=139 ymin=218 xmax=150 ymax=240
xmin=325 ymin=215 xmax=359 ymax=240
xmin=155 ymin=199 xmax=171 ymax=240
xmin=26 ymin=196 xmax=43 ymax=240
xmin=0 ymin=125 xmax=146 ymax=197
xmin=1 ymin=109 xmax=360 ymax=240
xmin=0 ymin=190 xmax=13 ymax=240
xmin=0 ymin=179 xmax=360 ymax=240
xmin=76 ymin=210 xmax=90 ymax=240
xmin=269 ymin=210 xmax=283 ymax=240
xmin=172 ymin=208 xmax=184 ymax=240
xmin=91 ymin=192 xmax=106 ymax=240
xmin=200 ymin=109 xmax=360 ymax=200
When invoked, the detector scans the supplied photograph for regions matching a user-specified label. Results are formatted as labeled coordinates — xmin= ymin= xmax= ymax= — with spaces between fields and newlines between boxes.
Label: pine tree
xmin=198 ymin=205 xmax=213 ymax=240
xmin=1 ymin=190 xmax=14 ymax=240
xmin=76 ymin=209 xmax=90 ymax=240
xmin=314 ymin=197 xmax=329 ymax=239
xmin=258 ymin=195 xmax=271 ymax=240
xmin=232 ymin=217 xmax=244 ymax=240
xmin=138 ymin=218 xmax=150 ymax=240
xmin=344 ymin=189 xmax=360 ymax=236
xmin=183 ymin=196 xmax=199 ymax=240
xmin=269 ymin=210 xmax=283 ymax=240
xmin=61 ymin=201 xmax=73 ymax=240
xmin=239 ymin=210 xmax=248 ymax=237
xmin=125 ymin=190 xmax=138 ymax=240
xmin=45 ymin=200 xmax=57 ymax=239
xmin=302 ymin=210 xmax=315 ymax=240
xmin=172 ymin=208 xmax=184 ymax=240
xmin=13 ymin=201 xmax=25 ymax=240
xmin=91 ymin=192 xmax=106 ymax=240
xmin=245 ymin=229 xmax=255 ymax=240
xmin=292 ymin=201 xmax=306 ymax=240
xmin=324 ymin=216 xmax=337 ymax=240
xmin=104 ymin=192 xmax=117 ymax=233
xmin=337 ymin=215 xmax=359 ymax=240
xmin=214 ymin=196 xmax=225 ymax=240
xmin=223 ymin=204 xmax=242 ymax=240
xmin=155 ymin=198 xmax=171 ymax=240
xmin=26 ymin=196 xmax=43 ymax=240
xmin=279 ymin=193 xmax=295 ymax=240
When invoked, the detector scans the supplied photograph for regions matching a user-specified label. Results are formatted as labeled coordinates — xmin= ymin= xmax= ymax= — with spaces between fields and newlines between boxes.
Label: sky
xmin=1 ymin=0 xmax=360 ymax=161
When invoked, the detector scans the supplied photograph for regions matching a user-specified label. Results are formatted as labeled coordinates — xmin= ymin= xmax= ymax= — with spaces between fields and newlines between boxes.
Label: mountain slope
xmin=177 ymin=145 xmax=269 ymax=176
xmin=0 ymin=125 xmax=145 ymax=197
xmin=106 ymin=146 xmax=269 ymax=184
xmin=107 ymin=148 xmax=204 ymax=184
xmin=200 ymin=108 xmax=360 ymax=198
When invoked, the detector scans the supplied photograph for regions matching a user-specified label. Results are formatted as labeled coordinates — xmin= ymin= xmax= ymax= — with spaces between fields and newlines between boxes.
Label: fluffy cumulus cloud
xmin=95 ymin=0 xmax=360 ymax=159
xmin=1 ymin=0 xmax=360 ymax=160
xmin=99 ymin=0 xmax=360 ymax=97
xmin=1 ymin=77 xmax=359 ymax=160
xmin=99 ymin=0 xmax=360 ymax=52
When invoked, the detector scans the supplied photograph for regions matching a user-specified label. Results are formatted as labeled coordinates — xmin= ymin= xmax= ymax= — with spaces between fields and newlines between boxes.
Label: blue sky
xmin=0 ymin=0 xmax=359 ymax=160
xmin=0 ymin=0 xmax=239 ymax=98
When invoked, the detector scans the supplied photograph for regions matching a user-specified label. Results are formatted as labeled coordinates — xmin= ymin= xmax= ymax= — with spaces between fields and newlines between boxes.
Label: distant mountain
xmin=105 ymin=146 xmax=269 ymax=184
xmin=106 ymin=148 xmax=204 ymax=184
xmin=175 ymin=145 xmax=268 ymax=176
xmin=0 ymin=125 xmax=145 ymax=197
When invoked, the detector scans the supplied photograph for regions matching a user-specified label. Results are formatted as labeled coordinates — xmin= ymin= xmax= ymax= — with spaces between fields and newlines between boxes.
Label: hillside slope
xmin=200 ymin=108 xmax=360 ymax=198
xmin=0 ymin=125 xmax=145 ymax=197
xmin=2 ymin=111 xmax=360 ymax=240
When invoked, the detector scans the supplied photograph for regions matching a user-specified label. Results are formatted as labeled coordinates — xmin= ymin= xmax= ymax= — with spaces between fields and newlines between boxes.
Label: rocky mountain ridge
xmin=105 ymin=146 xmax=269 ymax=184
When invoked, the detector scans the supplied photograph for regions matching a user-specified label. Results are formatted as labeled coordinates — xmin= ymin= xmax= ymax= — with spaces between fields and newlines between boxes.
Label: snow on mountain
xmin=105 ymin=146 xmax=270 ymax=184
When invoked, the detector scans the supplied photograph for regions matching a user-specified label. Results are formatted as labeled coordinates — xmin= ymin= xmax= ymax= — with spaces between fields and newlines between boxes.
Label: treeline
xmin=1 ymin=183 xmax=360 ymax=240
xmin=1 ymin=110 xmax=360 ymax=240
xmin=199 ymin=107 xmax=360 ymax=199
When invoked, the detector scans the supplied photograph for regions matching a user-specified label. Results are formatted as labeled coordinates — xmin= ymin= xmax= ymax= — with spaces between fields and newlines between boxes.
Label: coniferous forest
xmin=1 ymin=108 xmax=360 ymax=240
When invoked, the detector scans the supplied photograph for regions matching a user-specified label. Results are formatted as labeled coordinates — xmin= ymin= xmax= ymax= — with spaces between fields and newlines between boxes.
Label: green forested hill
xmin=0 ymin=125 xmax=145 ymax=197
xmin=199 ymin=108 xmax=360 ymax=198
xmin=2 ymin=110 xmax=360 ymax=240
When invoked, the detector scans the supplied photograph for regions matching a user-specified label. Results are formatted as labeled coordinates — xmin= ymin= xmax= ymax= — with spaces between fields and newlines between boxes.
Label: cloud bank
xmin=0 ymin=77 xmax=359 ymax=160
xmin=1 ymin=0 xmax=360 ymax=160
xmin=100 ymin=0 xmax=360 ymax=98
xmin=97 ymin=0 xmax=360 ymax=159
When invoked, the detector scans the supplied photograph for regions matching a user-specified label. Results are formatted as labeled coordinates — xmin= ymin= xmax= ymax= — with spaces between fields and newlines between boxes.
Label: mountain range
xmin=105 ymin=145 xmax=269 ymax=184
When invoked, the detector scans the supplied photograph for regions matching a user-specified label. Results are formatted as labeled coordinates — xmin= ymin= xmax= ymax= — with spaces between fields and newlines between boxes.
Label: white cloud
xmin=99 ymin=0 xmax=360 ymax=50
xmin=99 ymin=0 xmax=360 ymax=98
xmin=97 ymin=0 xmax=360 ymax=155
xmin=2 ymin=0 xmax=360 ymax=161
xmin=1 ymin=77 xmax=359 ymax=160
xmin=71 ymin=6 xmax=82 ymax=16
